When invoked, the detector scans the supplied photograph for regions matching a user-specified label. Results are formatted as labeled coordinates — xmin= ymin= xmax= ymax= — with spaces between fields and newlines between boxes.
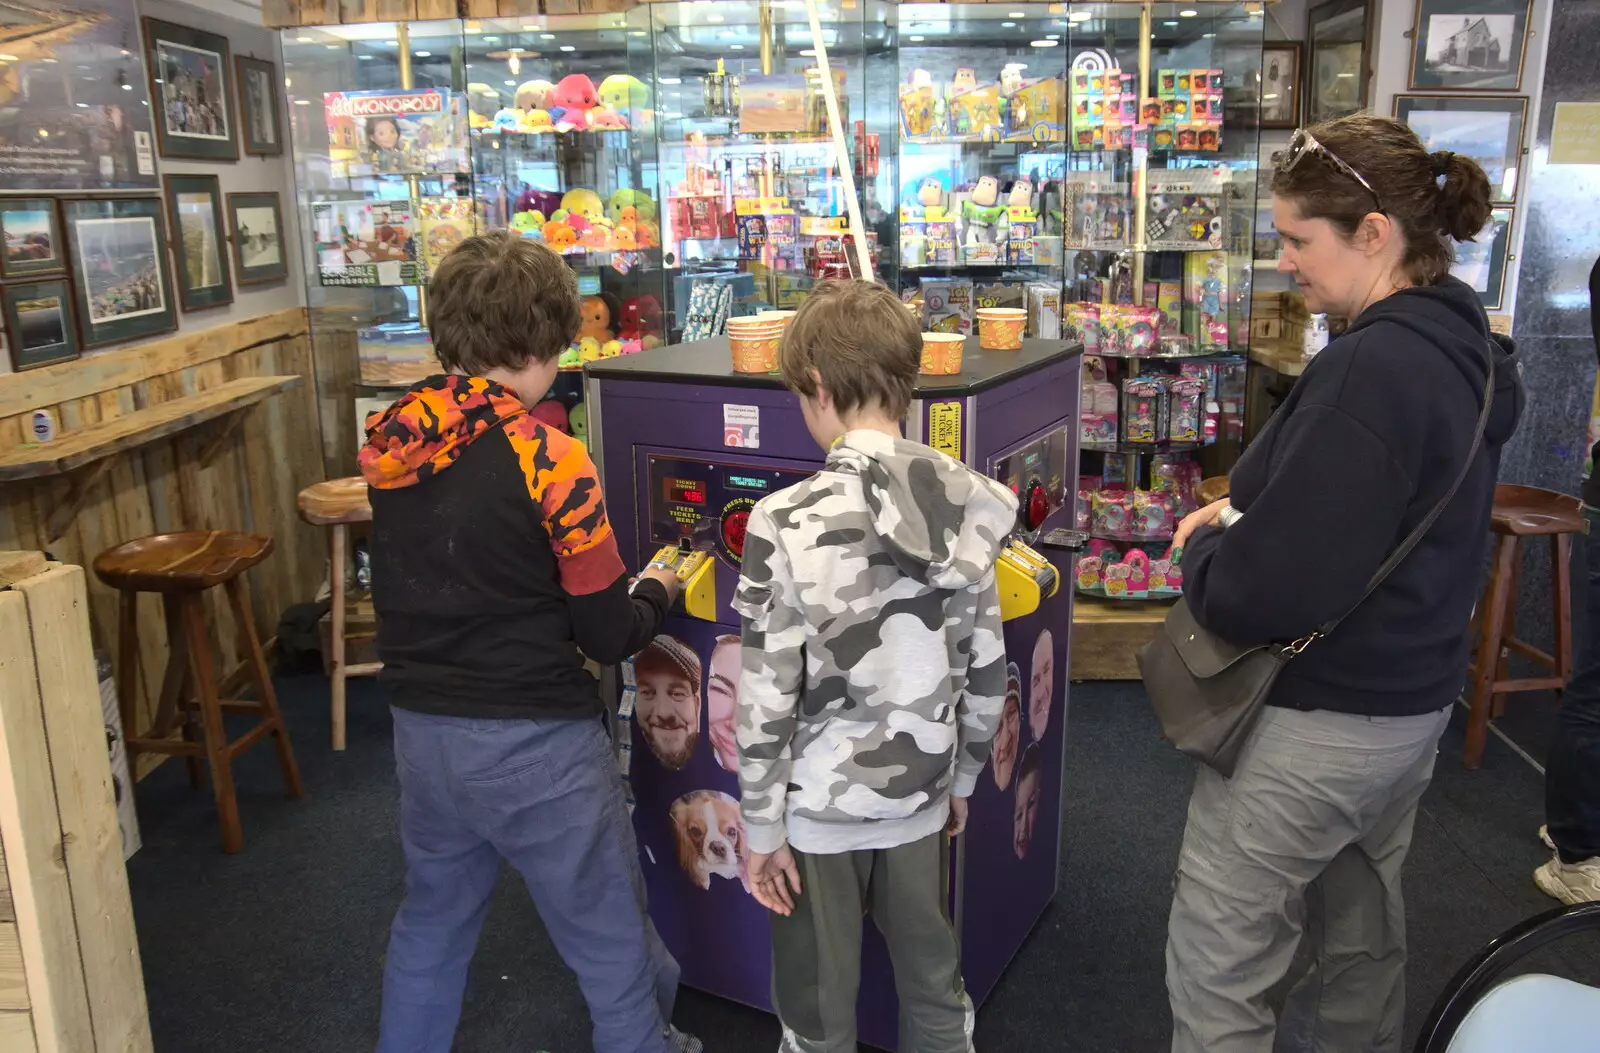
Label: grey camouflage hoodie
xmin=730 ymin=429 xmax=1017 ymax=855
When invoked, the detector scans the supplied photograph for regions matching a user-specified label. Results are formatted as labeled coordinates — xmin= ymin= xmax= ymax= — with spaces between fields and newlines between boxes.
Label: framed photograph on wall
xmin=1452 ymin=206 xmax=1514 ymax=310
xmin=1307 ymin=0 xmax=1373 ymax=123
xmin=1408 ymin=0 xmax=1533 ymax=91
xmin=235 ymin=55 xmax=283 ymax=157
xmin=2 ymin=278 xmax=80 ymax=372
xmin=1395 ymin=95 xmax=1527 ymax=203
xmin=143 ymin=18 xmax=238 ymax=161
xmin=0 ymin=199 xmax=65 ymax=279
xmin=227 ymin=192 xmax=288 ymax=285
xmin=1260 ymin=43 xmax=1303 ymax=129
xmin=163 ymin=174 xmax=233 ymax=312
xmin=62 ymin=196 xmax=178 ymax=347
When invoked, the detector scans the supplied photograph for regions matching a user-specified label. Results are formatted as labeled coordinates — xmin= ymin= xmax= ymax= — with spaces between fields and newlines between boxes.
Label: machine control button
xmin=1025 ymin=481 xmax=1049 ymax=531
xmin=721 ymin=509 xmax=750 ymax=558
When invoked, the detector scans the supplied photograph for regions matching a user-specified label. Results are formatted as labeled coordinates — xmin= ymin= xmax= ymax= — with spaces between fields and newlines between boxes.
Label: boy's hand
xmin=638 ymin=565 xmax=682 ymax=604
xmin=747 ymin=845 xmax=803 ymax=916
xmin=946 ymin=796 xmax=969 ymax=838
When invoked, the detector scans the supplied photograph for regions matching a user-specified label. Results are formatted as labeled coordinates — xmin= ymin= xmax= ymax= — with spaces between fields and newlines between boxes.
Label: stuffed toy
xmin=530 ymin=398 xmax=570 ymax=434
xmin=542 ymin=221 xmax=577 ymax=252
xmin=560 ymin=188 xmax=605 ymax=227
xmin=961 ymin=175 xmax=1007 ymax=249
xmin=598 ymin=74 xmax=654 ymax=133
xmin=588 ymin=107 xmax=630 ymax=131
xmin=492 ymin=108 xmax=520 ymax=132
xmin=518 ymin=109 xmax=553 ymax=133
xmin=515 ymin=187 xmax=561 ymax=217
xmin=549 ymin=74 xmax=599 ymax=131
xmin=515 ymin=79 xmax=555 ymax=112
xmin=607 ymin=187 xmax=657 ymax=225
xmin=577 ymin=336 xmax=603 ymax=362
xmin=619 ymin=295 xmax=664 ymax=343
xmin=579 ymin=293 xmax=618 ymax=343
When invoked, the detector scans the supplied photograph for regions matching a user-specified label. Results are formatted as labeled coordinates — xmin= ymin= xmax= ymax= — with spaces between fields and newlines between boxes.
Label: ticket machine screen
xmin=646 ymin=455 xmax=814 ymax=565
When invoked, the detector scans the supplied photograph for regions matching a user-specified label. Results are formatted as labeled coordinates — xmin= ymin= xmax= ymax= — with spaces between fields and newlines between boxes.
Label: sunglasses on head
xmin=1272 ymin=129 xmax=1384 ymax=214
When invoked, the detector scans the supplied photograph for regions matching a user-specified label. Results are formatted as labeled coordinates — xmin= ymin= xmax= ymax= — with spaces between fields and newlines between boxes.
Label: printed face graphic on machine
xmin=707 ymin=635 xmax=741 ymax=772
xmin=670 ymin=790 xmax=751 ymax=893
xmin=1030 ymin=629 xmax=1055 ymax=741
xmin=992 ymin=663 xmax=1023 ymax=791
xmin=1013 ymin=745 xmax=1042 ymax=861
xmin=634 ymin=635 xmax=702 ymax=771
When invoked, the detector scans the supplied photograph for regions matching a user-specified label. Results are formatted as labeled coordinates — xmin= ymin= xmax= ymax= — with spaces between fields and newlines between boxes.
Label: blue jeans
xmin=1546 ymin=506 xmax=1600 ymax=863
xmin=377 ymin=708 xmax=680 ymax=1053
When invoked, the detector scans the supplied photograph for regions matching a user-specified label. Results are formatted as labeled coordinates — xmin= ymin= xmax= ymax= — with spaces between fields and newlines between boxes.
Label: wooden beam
xmin=0 ymin=377 xmax=303 ymax=482
xmin=13 ymin=566 xmax=152 ymax=1053
xmin=0 ymin=556 xmax=43 ymax=590
xmin=42 ymin=461 xmax=114 ymax=544
xmin=0 ymin=309 xmax=307 ymax=423
xmin=0 ymin=590 xmax=93 ymax=1053
xmin=0 ymin=1011 xmax=36 ymax=1053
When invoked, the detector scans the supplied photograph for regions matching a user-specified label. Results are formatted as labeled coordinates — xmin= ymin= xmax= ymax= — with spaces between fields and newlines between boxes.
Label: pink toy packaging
xmin=1167 ymin=377 xmax=1208 ymax=442
xmin=1132 ymin=490 xmax=1175 ymax=540
xmin=1122 ymin=549 xmax=1151 ymax=596
xmin=1064 ymin=302 xmax=1100 ymax=353
xmin=1092 ymin=489 xmax=1133 ymax=540
xmin=1076 ymin=553 xmax=1105 ymax=591
xmin=1122 ymin=378 xmax=1166 ymax=444
xmin=1149 ymin=554 xmax=1183 ymax=594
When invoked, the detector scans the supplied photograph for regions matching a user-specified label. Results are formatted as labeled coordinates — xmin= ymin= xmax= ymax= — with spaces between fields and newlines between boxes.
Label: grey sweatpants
xmin=769 ymin=831 xmax=976 ymax=1053
xmin=1167 ymin=704 xmax=1452 ymax=1053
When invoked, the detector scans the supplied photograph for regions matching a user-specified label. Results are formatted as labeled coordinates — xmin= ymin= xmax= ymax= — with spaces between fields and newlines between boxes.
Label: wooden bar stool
xmin=297 ymin=477 xmax=378 ymax=751
xmin=94 ymin=531 xmax=304 ymax=853
xmin=1463 ymin=484 xmax=1584 ymax=769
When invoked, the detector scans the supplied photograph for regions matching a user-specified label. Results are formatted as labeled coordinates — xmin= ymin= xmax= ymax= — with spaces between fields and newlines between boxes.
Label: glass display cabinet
xmin=625 ymin=0 xmax=900 ymax=333
xmin=888 ymin=2 xmax=1265 ymax=603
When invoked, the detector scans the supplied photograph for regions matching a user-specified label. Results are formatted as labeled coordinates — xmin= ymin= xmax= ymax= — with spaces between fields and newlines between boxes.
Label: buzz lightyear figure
xmin=960 ymin=175 xmax=1009 ymax=255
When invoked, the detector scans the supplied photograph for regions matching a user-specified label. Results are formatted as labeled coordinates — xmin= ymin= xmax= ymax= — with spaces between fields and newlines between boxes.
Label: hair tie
xmin=1431 ymin=150 xmax=1455 ymax=179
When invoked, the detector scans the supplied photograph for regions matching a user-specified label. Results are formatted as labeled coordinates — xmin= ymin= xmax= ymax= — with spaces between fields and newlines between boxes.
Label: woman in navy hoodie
xmin=1163 ymin=113 xmax=1524 ymax=1053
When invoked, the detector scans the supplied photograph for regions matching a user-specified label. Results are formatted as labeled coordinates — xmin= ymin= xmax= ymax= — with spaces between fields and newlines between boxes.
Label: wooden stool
xmin=1463 ymin=484 xmax=1584 ymax=768
xmin=94 ymin=531 xmax=304 ymax=853
xmin=297 ymin=477 xmax=377 ymax=751
xmin=1197 ymin=476 xmax=1231 ymax=505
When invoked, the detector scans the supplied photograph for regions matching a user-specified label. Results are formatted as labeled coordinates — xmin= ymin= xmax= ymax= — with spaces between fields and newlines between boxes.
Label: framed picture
xmin=1260 ymin=43 xmax=1304 ymax=129
xmin=1395 ymin=95 xmax=1527 ymax=203
xmin=1409 ymin=0 xmax=1532 ymax=91
xmin=2 ymin=278 xmax=80 ymax=372
xmin=1307 ymin=0 xmax=1373 ymax=123
xmin=61 ymin=196 xmax=178 ymax=347
xmin=1452 ymin=206 xmax=1513 ymax=310
xmin=235 ymin=55 xmax=283 ymax=157
xmin=227 ymin=192 xmax=288 ymax=285
xmin=0 ymin=199 xmax=65 ymax=279
xmin=163 ymin=174 xmax=233 ymax=312
xmin=143 ymin=18 xmax=238 ymax=161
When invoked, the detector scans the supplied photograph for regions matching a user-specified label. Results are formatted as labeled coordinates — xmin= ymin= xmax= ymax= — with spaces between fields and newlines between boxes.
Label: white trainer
xmin=1534 ymin=857 xmax=1600 ymax=905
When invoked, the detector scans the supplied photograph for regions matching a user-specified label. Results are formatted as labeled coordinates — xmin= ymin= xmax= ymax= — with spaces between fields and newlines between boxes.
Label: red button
xmin=1027 ymin=484 xmax=1049 ymax=530
xmin=722 ymin=510 xmax=750 ymax=557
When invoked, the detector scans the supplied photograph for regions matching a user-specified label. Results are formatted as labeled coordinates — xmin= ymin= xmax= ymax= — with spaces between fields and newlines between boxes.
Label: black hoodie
xmin=1182 ymin=275 xmax=1525 ymax=717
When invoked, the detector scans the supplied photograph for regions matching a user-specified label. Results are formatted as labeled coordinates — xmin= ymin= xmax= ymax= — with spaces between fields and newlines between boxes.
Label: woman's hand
xmin=1172 ymin=499 xmax=1230 ymax=554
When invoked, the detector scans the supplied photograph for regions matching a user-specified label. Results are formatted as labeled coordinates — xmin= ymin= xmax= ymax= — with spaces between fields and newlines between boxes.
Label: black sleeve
xmin=569 ymin=577 xmax=671 ymax=665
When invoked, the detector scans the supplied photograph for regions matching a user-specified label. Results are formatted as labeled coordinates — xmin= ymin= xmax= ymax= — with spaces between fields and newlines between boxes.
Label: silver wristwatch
xmin=1217 ymin=506 xmax=1244 ymax=529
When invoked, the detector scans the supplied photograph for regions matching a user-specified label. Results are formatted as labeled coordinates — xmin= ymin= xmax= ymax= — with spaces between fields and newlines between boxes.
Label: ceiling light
xmin=465 ymin=25 xmax=481 ymax=34
xmin=484 ymin=35 xmax=499 ymax=42
xmin=560 ymin=45 xmax=576 ymax=51
xmin=630 ymin=30 xmax=646 ymax=36
xmin=76 ymin=102 xmax=88 ymax=108
xmin=294 ymin=99 xmax=310 ymax=106
xmin=1180 ymin=8 xmax=1198 ymax=15
xmin=0 ymin=53 xmax=19 ymax=61
xmin=325 ymin=43 xmax=339 ymax=49
xmin=1002 ymin=21 xmax=1016 ymax=27
xmin=358 ymin=54 xmax=374 ymax=60
xmin=659 ymin=76 xmax=681 ymax=84
xmin=508 ymin=46 xmax=525 ymax=52
xmin=1164 ymin=20 xmax=1178 ymax=25
xmin=121 ymin=82 xmax=134 ymax=89
xmin=1068 ymin=11 xmax=1091 ymax=21
xmin=800 ymin=48 xmax=817 ymax=55
xmin=504 ymin=79 xmax=516 ymax=85
xmin=414 ymin=50 xmax=431 ymax=57
xmin=909 ymin=34 xmax=925 ymax=41
xmin=384 ymin=39 xmax=397 ymax=46
xmin=1029 ymin=38 xmax=1059 ymax=47
xmin=1009 ymin=9 xmax=1025 ymax=16
xmin=707 ymin=12 xmax=725 ymax=21
xmin=540 ymin=33 xmax=556 ymax=39
xmin=730 ymin=43 xmax=744 ymax=49
xmin=1004 ymin=62 xmax=1028 ymax=70
xmin=523 ymin=23 xmax=540 ymax=29
xmin=1202 ymin=31 xmax=1216 ymax=37
xmin=296 ymin=35 xmax=312 ymax=42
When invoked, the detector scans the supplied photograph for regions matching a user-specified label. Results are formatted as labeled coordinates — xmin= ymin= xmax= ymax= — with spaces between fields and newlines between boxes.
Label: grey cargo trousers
xmin=1167 ymin=704 xmax=1452 ymax=1053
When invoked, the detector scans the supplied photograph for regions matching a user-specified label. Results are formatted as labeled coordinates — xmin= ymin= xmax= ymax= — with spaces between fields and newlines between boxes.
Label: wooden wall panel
xmin=0 ymin=311 xmax=325 ymax=767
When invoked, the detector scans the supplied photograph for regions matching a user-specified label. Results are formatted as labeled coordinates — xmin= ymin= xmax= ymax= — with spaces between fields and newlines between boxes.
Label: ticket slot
xmin=996 ymin=538 xmax=1060 ymax=621
xmin=645 ymin=540 xmax=719 ymax=622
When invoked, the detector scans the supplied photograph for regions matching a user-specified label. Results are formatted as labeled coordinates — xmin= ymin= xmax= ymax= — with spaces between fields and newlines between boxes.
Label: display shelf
xmin=1075 ymin=586 xmax=1182 ymax=602
xmin=1088 ymin=531 xmax=1175 ymax=547
xmin=1083 ymin=439 xmax=1206 ymax=454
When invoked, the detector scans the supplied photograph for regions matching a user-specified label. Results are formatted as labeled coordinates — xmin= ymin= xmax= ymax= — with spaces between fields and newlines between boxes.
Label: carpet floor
xmin=126 ymin=676 xmax=1598 ymax=1052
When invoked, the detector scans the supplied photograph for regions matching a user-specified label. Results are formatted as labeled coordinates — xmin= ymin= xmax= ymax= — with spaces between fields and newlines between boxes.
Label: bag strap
xmin=1289 ymin=338 xmax=1499 ymax=654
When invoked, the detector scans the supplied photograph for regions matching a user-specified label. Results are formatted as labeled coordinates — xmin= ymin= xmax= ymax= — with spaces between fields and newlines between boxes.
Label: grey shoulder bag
xmin=1137 ymin=341 xmax=1497 ymax=777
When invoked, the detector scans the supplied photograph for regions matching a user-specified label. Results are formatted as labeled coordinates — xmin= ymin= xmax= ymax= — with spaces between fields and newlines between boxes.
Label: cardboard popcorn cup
xmin=754 ymin=310 xmax=796 ymax=330
xmin=920 ymin=332 xmax=966 ymax=375
xmin=976 ymin=307 xmax=1026 ymax=350
xmin=730 ymin=329 xmax=782 ymax=373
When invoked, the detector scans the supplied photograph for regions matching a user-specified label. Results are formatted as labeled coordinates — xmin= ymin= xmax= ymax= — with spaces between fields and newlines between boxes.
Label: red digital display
xmin=667 ymin=478 xmax=706 ymax=505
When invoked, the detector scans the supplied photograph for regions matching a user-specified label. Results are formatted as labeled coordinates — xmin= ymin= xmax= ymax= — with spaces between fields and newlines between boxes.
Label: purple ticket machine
xmin=584 ymin=337 xmax=1082 ymax=1048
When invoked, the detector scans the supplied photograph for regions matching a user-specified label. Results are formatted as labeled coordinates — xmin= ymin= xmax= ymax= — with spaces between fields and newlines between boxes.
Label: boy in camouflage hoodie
xmin=731 ymin=281 xmax=1015 ymax=1053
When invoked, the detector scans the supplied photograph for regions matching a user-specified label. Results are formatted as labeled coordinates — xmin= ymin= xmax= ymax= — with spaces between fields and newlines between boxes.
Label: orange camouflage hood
xmin=359 ymin=374 xmax=526 ymax=489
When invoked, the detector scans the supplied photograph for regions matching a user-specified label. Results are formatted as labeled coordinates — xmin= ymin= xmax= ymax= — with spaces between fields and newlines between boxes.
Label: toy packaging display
xmin=1142 ymin=280 xmax=1184 ymax=336
xmin=325 ymin=89 xmax=469 ymax=178
xmin=1064 ymin=302 xmax=1100 ymax=354
xmin=312 ymin=198 xmax=421 ymax=287
xmin=974 ymin=280 xmax=1025 ymax=314
xmin=1028 ymin=283 xmax=1061 ymax=340
xmin=1005 ymin=76 xmax=1067 ymax=143
xmin=1166 ymin=377 xmax=1208 ymax=442
xmin=1122 ymin=377 xmax=1167 ymax=444
xmin=1145 ymin=169 xmax=1228 ymax=249
xmin=1060 ymin=173 xmax=1131 ymax=249
xmin=1068 ymin=66 xmax=1139 ymax=151
xmin=739 ymin=73 xmax=812 ymax=135
xmin=1153 ymin=68 xmax=1224 ymax=152
xmin=418 ymin=197 xmax=475 ymax=277
xmin=1079 ymin=355 xmax=1118 ymax=445
xmin=921 ymin=277 xmax=973 ymax=335
xmin=1185 ymin=250 xmax=1231 ymax=349
xmin=956 ymin=176 xmax=1008 ymax=264
xmin=1097 ymin=304 xmax=1160 ymax=356
xmin=948 ymin=81 xmax=1004 ymax=142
